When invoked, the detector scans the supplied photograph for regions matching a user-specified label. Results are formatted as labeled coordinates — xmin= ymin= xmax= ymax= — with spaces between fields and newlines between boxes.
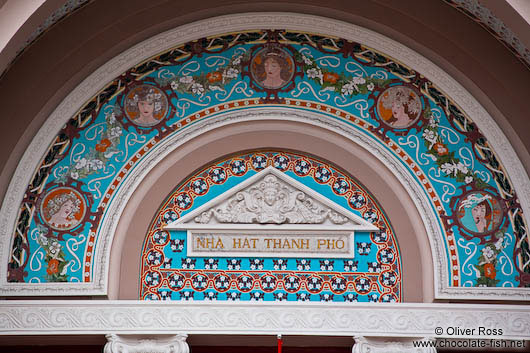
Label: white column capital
xmin=104 ymin=333 xmax=189 ymax=353
xmin=352 ymin=336 xmax=436 ymax=353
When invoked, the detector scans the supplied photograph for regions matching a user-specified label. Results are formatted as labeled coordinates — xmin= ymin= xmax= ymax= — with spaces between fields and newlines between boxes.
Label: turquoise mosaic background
xmin=8 ymin=30 xmax=528 ymax=293
xmin=140 ymin=151 xmax=401 ymax=302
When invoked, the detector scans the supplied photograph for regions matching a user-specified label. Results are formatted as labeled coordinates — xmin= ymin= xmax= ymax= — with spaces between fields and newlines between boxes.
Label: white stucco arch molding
xmin=95 ymin=108 xmax=530 ymax=300
xmin=0 ymin=13 xmax=529 ymax=299
xmin=99 ymin=108 xmax=443 ymax=298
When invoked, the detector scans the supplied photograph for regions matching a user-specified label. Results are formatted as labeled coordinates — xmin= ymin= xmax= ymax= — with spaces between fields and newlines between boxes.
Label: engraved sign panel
xmin=187 ymin=230 xmax=354 ymax=258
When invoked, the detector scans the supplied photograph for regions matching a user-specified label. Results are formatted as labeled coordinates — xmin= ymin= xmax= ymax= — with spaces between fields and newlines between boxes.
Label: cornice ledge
xmin=0 ymin=301 xmax=529 ymax=339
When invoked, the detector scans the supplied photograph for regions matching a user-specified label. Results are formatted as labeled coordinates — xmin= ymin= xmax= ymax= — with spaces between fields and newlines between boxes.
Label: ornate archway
xmin=2 ymin=15 xmax=528 ymax=300
xmin=1 ymin=12 xmax=530 ymax=352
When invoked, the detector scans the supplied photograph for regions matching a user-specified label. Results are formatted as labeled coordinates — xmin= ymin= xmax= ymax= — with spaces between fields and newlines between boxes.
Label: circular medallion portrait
xmin=124 ymin=85 xmax=168 ymax=127
xmin=40 ymin=187 xmax=86 ymax=231
xmin=456 ymin=191 xmax=504 ymax=235
xmin=251 ymin=48 xmax=294 ymax=89
xmin=376 ymin=86 xmax=422 ymax=128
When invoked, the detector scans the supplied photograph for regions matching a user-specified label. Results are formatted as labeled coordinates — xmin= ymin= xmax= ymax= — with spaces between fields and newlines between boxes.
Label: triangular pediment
xmin=166 ymin=166 xmax=378 ymax=231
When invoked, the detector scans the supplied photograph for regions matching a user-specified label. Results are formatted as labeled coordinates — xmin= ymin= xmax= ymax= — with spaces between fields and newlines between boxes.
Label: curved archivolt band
xmin=0 ymin=13 xmax=528 ymax=299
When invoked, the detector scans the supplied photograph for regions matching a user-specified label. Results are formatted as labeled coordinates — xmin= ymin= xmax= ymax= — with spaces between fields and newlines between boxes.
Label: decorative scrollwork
xmin=194 ymin=174 xmax=348 ymax=225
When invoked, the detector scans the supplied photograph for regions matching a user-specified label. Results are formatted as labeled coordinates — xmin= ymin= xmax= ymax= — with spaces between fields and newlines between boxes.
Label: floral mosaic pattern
xmin=7 ymin=30 xmax=528 ymax=291
xmin=57 ymin=111 xmax=123 ymax=183
xmin=140 ymin=151 xmax=401 ymax=302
